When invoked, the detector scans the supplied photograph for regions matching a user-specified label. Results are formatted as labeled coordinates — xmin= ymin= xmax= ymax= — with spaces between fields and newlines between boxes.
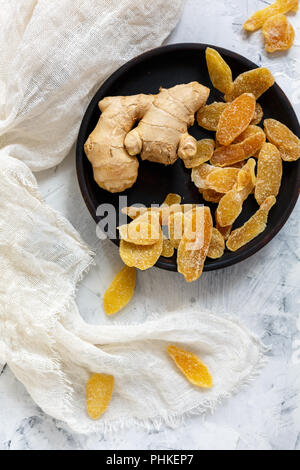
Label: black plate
xmin=76 ymin=43 xmax=300 ymax=272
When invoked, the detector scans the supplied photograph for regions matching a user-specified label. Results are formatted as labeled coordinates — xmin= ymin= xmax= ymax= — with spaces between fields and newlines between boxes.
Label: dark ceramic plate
xmin=76 ymin=43 xmax=300 ymax=272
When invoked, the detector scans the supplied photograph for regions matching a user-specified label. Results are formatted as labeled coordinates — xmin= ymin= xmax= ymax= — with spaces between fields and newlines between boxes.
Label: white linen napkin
xmin=0 ymin=0 xmax=267 ymax=434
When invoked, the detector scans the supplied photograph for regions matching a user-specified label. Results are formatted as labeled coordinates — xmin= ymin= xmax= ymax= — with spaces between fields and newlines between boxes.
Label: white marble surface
xmin=1 ymin=0 xmax=300 ymax=450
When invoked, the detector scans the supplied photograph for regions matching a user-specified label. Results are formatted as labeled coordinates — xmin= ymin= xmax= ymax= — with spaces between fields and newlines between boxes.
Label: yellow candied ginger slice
xmin=167 ymin=345 xmax=213 ymax=388
xmin=205 ymin=47 xmax=233 ymax=95
xmin=225 ymin=68 xmax=274 ymax=102
xmin=103 ymin=265 xmax=136 ymax=315
xmin=86 ymin=373 xmax=114 ymax=419
xmin=255 ymin=143 xmax=282 ymax=205
xmin=120 ymin=230 xmax=163 ymax=270
xmin=243 ymin=0 xmax=298 ymax=32
xmin=227 ymin=196 xmax=276 ymax=251
xmin=207 ymin=228 xmax=225 ymax=259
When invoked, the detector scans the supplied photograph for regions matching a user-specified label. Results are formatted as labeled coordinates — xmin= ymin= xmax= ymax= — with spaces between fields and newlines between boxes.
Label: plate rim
xmin=76 ymin=42 xmax=300 ymax=273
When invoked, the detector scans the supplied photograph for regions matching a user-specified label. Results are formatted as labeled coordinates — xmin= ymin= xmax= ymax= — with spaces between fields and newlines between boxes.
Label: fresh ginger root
xmin=125 ymin=82 xmax=209 ymax=165
xmin=84 ymin=94 xmax=153 ymax=193
xmin=84 ymin=82 xmax=209 ymax=193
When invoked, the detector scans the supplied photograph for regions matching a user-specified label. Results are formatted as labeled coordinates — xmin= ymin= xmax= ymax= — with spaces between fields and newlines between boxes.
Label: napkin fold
xmin=0 ymin=0 xmax=267 ymax=434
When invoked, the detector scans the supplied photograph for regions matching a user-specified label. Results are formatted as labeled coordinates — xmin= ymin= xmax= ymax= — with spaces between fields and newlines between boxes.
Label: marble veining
xmin=0 ymin=0 xmax=299 ymax=450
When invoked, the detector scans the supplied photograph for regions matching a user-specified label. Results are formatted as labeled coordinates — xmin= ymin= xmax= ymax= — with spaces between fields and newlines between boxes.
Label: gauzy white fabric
xmin=0 ymin=0 xmax=267 ymax=434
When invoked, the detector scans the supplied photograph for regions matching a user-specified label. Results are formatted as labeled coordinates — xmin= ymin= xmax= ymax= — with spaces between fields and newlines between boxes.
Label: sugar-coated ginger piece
xmin=86 ymin=373 xmax=114 ymax=420
xmin=264 ymin=118 xmax=300 ymax=161
xmin=211 ymin=126 xmax=265 ymax=167
xmin=263 ymin=13 xmax=295 ymax=53
xmin=120 ymin=230 xmax=163 ymax=270
xmin=255 ymin=143 xmax=282 ymax=205
xmin=121 ymin=203 xmax=193 ymax=225
xmin=167 ymin=345 xmax=213 ymax=388
xmin=243 ymin=0 xmax=298 ymax=32
xmin=197 ymin=102 xmax=229 ymax=131
xmin=177 ymin=207 xmax=213 ymax=282
xmin=121 ymin=205 xmax=158 ymax=220
xmin=168 ymin=211 xmax=185 ymax=249
xmin=229 ymin=160 xmax=246 ymax=168
xmin=199 ymin=101 xmax=263 ymax=132
xmin=160 ymin=204 xmax=196 ymax=225
xmin=103 ymin=266 xmax=136 ymax=315
xmin=118 ymin=211 xmax=161 ymax=245
xmin=191 ymin=163 xmax=216 ymax=191
xmin=216 ymin=190 xmax=245 ymax=228
xmin=252 ymin=103 xmax=264 ymax=125
xmin=244 ymin=157 xmax=257 ymax=187
xmin=225 ymin=68 xmax=275 ymax=102
xmin=85 ymin=94 xmax=153 ymax=192
xmin=162 ymin=193 xmax=182 ymax=206
xmin=205 ymin=48 xmax=233 ymax=95
xmin=125 ymin=82 xmax=210 ymax=165
xmin=216 ymin=160 xmax=256 ymax=227
xmin=206 ymin=167 xmax=240 ymax=193
xmin=168 ymin=206 xmax=201 ymax=249
xmin=216 ymin=218 xmax=232 ymax=240
xmin=216 ymin=93 xmax=256 ymax=146
xmin=162 ymin=237 xmax=175 ymax=258
xmin=227 ymin=196 xmax=276 ymax=251
xmin=197 ymin=102 xmax=263 ymax=131
xmin=236 ymin=168 xmax=252 ymax=191
xmin=183 ymin=139 xmax=215 ymax=169
xmin=202 ymin=189 xmax=224 ymax=203
xmin=207 ymin=228 xmax=225 ymax=259
xmin=211 ymin=144 xmax=244 ymax=167
xmin=167 ymin=204 xmax=198 ymax=243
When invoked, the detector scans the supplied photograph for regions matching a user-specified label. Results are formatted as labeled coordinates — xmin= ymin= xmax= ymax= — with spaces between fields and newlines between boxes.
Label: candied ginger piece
xmin=216 ymin=218 xmax=232 ymax=240
xmin=207 ymin=228 xmax=225 ymax=259
xmin=227 ymin=196 xmax=276 ymax=251
xmin=211 ymin=145 xmax=245 ymax=167
xmin=211 ymin=126 xmax=265 ymax=167
xmin=263 ymin=13 xmax=295 ymax=53
xmin=197 ymin=102 xmax=262 ymax=131
xmin=122 ymin=204 xmax=191 ymax=225
xmin=162 ymin=237 xmax=175 ymax=258
xmin=184 ymin=139 xmax=215 ymax=169
xmin=191 ymin=163 xmax=216 ymax=191
xmin=206 ymin=167 xmax=240 ymax=193
xmin=216 ymin=160 xmax=256 ymax=227
xmin=205 ymin=48 xmax=233 ymax=95
xmin=162 ymin=193 xmax=182 ymax=206
xmin=168 ymin=211 xmax=185 ymax=249
xmin=236 ymin=168 xmax=251 ymax=191
xmin=252 ymin=103 xmax=264 ymax=125
xmin=160 ymin=203 xmax=196 ymax=225
xmin=177 ymin=207 xmax=212 ymax=282
xmin=118 ymin=211 xmax=161 ymax=245
xmin=86 ymin=373 xmax=114 ymax=420
xmin=216 ymin=93 xmax=256 ymax=146
xmin=197 ymin=102 xmax=229 ymax=131
xmin=225 ymin=68 xmax=275 ymax=102
xmin=264 ymin=118 xmax=300 ymax=161
xmin=202 ymin=189 xmax=224 ymax=203
xmin=121 ymin=206 xmax=159 ymax=220
xmin=103 ymin=266 xmax=136 ymax=315
xmin=243 ymin=0 xmax=298 ymax=32
xmin=120 ymin=230 xmax=163 ymax=270
xmin=255 ymin=143 xmax=282 ymax=205
xmin=244 ymin=157 xmax=256 ymax=187
xmin=167 ymin=345 xmax=213 ymax=388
